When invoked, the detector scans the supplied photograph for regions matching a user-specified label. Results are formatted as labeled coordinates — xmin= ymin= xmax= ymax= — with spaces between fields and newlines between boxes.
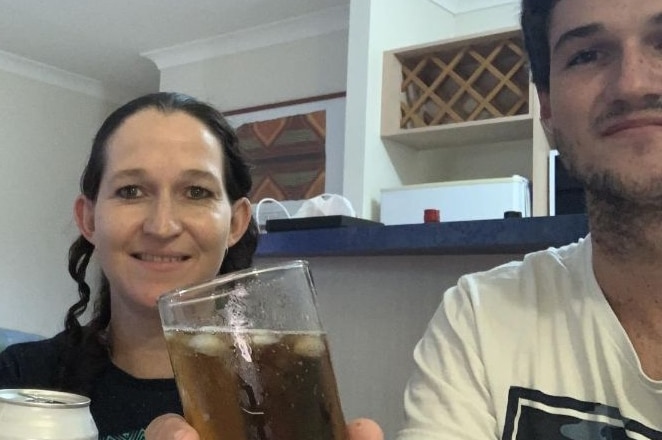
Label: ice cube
xmin=293 ymin=334 xmax=326 ymax=357
xmin=250 ymin=330 xmax=281 ymax=346
xmin=188 ymin=333 xmax=228 ymax=357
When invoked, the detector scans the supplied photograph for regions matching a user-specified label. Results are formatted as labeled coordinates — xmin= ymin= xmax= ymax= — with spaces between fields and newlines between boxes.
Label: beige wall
xmin=159 ymin=30 xmax=348 ymax=111
xmin=0 ymin=69 xmax=112 ymax=336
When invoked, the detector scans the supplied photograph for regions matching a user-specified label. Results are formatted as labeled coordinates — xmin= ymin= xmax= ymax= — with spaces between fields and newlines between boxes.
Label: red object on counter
xmin=424 ymin=209 xmax=440 ymax=223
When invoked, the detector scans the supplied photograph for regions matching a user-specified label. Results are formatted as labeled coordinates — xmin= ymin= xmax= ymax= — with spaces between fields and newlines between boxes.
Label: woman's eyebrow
xmin=179 ymin=169 xmax=221 ymax=183
xmin=107 ymin=169 xmax=146 ymax=182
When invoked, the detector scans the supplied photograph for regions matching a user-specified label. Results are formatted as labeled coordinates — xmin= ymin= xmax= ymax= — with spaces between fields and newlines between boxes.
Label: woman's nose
xmin=143 ymin=196 xmax=184 ymax=238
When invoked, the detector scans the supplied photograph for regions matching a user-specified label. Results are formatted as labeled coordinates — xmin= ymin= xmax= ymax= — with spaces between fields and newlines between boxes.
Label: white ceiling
xmin=0 ymin=0 xmax=349 ymax=97
xmin=0 ymin=0 xmax=514 ymax=99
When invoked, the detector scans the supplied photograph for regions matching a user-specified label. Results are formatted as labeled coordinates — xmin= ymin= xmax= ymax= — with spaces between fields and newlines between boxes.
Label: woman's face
xmin=75 ymin=108 xmax=251 ymax=314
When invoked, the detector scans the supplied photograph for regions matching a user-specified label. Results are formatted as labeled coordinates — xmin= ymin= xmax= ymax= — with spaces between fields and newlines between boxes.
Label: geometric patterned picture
xmin=236 ymin=110 xmax=326 ymax=202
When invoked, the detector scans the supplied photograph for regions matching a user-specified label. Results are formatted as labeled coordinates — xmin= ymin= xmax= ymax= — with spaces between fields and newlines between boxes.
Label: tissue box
xmin=380 ymin=175 xmax=531 ymax=225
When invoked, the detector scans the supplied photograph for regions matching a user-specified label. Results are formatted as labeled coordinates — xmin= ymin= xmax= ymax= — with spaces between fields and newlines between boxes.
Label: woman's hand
xmin=145 ymin=414 xmax=198 ymax=440
xmin=347 ymin=418 xmax=384 ymax=440
xmin=145 ymin=415 xmax=383 ymax=440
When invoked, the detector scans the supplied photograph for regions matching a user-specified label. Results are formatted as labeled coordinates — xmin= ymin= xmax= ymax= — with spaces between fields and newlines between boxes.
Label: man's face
xmin=540 ymin=0 xmax=662 ymax=202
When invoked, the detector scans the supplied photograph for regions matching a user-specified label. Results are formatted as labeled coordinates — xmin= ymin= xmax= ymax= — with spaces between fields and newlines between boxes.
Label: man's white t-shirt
xmin=398 ymin=236 xmax=662 ymax=439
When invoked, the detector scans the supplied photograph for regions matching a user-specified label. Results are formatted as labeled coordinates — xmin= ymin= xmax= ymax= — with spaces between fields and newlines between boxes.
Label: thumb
xmin=145 ymin=414 xmax=199 ymax=440
xmin=347 ymin=418 xmax=384 ymax=440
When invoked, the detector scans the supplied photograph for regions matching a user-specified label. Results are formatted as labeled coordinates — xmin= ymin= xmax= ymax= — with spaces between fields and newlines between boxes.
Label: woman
xmin=0 ymin=92 xmax=258 ymax=439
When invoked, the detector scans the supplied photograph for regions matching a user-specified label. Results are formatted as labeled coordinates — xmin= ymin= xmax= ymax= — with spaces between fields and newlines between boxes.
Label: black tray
xmin=265 ymin=215 xmax=383 ymax=232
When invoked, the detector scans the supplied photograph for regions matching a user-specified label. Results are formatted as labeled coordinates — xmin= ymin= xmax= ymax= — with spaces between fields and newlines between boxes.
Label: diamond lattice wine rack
xmin=381 ymin=28 xmax=535 ymax=149
xmin=400 ymin=33 xmax=527 ymax=128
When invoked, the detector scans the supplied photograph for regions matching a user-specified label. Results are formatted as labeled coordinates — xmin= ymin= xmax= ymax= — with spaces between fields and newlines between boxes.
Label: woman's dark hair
xmin=59 ymin=92 xmax=258 ymax=394
xmin=520 ymin=0 xmax=560 ymax=92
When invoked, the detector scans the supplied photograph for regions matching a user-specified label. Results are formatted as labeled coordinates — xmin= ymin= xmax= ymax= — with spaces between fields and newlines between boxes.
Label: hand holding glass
xmin=158 ymin=261 xmax=346 ymax=440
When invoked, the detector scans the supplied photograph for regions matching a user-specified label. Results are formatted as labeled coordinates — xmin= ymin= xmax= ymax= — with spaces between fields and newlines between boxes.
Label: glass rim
xmin=157 ymin=259 xmax=309 ymax=306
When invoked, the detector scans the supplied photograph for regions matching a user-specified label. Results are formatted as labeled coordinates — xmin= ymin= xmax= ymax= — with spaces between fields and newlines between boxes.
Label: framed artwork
xmin=225 ymin=93 xmax=346 ymax=204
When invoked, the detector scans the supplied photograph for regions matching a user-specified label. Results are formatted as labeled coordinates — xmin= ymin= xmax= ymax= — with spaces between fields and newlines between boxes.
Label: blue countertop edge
xmin=255 ymin=214 xmax=589 ymax=257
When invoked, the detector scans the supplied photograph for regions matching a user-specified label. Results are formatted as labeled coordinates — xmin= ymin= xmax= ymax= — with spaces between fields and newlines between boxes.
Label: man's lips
xmin=600 ymin=117 xmax=662 ymax=136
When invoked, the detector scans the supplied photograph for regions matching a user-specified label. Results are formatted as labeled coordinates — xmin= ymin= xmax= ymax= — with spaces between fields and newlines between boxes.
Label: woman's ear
xmin=74 ymin=195 xmax=96 ymax=244
xmin=227 ymin=197 xmax=252 ymax=248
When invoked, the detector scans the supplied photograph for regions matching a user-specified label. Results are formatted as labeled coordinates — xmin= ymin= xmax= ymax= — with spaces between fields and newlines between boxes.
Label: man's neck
xmin=588 ymin=190 xmax=662 ymax=319
xmin=589 ymin=192 xmax=662 ymax=379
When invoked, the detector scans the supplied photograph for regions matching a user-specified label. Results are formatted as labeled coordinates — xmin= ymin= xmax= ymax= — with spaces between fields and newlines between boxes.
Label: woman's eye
xmin=187 ymin=186 xmax=213 ymax=199
xmin=566 ymin=49 xmax=601 ymax=68
xmin=116 ymin=185 xmax=142 ymax=199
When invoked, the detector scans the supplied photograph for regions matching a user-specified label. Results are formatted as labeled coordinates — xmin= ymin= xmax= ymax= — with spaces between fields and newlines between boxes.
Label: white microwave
xmin=380 ymin=176 xmax=531 ymax=225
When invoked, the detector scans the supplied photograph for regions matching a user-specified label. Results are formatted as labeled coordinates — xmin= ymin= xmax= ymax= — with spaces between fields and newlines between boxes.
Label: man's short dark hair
xmin=521 ymin=0 xmax=560 ymax=92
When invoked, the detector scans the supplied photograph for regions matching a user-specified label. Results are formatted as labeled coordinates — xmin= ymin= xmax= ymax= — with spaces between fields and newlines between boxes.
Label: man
xmin=148 ymin=0 xmax=662 ymax=438
xmin=396 ymin=0 xmax=662 ymax=438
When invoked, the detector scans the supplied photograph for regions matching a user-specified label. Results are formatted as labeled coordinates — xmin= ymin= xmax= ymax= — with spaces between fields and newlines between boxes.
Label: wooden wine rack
xmin=380 ymin=28 xmax=551 ymax=217
xmin=398 ymin=31 xmax=528 ymax=129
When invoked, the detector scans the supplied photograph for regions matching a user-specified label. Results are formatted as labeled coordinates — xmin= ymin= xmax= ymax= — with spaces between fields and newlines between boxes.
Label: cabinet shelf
xmin=382 ymin=114 xmax=532 ymax=150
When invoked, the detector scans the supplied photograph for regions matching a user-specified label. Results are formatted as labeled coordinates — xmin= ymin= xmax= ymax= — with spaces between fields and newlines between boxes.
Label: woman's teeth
xmin=137 ymin=254 xmax=186 ymax=263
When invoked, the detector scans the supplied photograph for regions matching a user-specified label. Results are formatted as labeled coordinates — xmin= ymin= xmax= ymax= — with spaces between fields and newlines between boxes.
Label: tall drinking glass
xmin=157 ymin=260 xmax=346 ymax=440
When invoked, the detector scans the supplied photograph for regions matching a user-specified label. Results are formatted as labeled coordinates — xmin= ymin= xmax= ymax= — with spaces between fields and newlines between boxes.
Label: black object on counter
xmin=265 ymin=215 xmax=383 ymax=232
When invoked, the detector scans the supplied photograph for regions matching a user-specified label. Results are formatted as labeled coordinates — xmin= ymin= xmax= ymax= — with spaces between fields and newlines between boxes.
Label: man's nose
xmin=608 ymin=42 xmax=662 ymax=104
xmin=143 ymin=196 xmax=184 ymax=238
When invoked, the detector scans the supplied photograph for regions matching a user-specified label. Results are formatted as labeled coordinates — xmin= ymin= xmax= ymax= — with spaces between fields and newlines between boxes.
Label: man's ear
xmin=227 ymin=197 xmax=252 ymax=248
xmin=538 ymin=89 xmax=553 ymax=134
xmin=74 ymin=195 xmax=96 ymax=244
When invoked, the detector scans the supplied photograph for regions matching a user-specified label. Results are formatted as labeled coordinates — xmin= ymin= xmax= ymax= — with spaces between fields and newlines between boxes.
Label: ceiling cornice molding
xmin=429 ymin=0 xmax=518 ymax=14
xmin=0 ymin=49 xmax=133 ymax=104
xmin=142 ymin=4 xmax=350 ymax=71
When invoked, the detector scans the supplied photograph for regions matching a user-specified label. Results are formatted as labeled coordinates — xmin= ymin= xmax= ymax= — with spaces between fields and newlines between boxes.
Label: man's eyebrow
xmin=552 ymin=23 xmax=604 ymax=54
xmin=552 ymin=12 xmax=662 ymax=55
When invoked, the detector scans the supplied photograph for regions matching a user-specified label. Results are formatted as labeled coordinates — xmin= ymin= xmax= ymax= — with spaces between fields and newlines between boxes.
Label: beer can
xmin=0 ymin=389 xmax=98 ymax=440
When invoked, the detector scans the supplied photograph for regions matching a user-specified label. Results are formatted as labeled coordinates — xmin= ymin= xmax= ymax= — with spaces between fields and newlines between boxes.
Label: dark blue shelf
xmin=255 ymin=214 xmax=589 ymax=257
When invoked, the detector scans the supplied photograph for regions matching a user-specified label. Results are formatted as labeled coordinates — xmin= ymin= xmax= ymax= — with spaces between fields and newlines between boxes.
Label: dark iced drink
xmin=165 ymin=327 xmax=346 ymax=440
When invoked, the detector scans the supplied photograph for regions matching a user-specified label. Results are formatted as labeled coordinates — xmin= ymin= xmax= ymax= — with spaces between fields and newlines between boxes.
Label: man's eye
xmin=187 ymin=186 xmax=212 ymax=199
xmin=116 ymin=186 xmax=142 ymax=199
xmin=567 ymin=49 xmax=601 ymax=67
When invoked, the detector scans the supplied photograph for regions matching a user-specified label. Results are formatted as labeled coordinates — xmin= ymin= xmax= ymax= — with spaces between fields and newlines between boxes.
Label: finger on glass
xmin=145 ymin=414 xmax=199 ymax=440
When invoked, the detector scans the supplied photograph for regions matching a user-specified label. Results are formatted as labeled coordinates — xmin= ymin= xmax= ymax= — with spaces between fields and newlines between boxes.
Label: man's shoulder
xmin=473 ymin=237 xmax=588 ymax=280
xmin=454 ymin=237 xmax=592 ymax=304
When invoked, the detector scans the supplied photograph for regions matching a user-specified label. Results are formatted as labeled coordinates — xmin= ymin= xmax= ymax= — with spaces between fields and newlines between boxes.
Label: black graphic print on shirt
xmin=101 ymin=428 xmax=144 ymax=440
xmin=502 ymin=386 xmax=662 ymax=440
